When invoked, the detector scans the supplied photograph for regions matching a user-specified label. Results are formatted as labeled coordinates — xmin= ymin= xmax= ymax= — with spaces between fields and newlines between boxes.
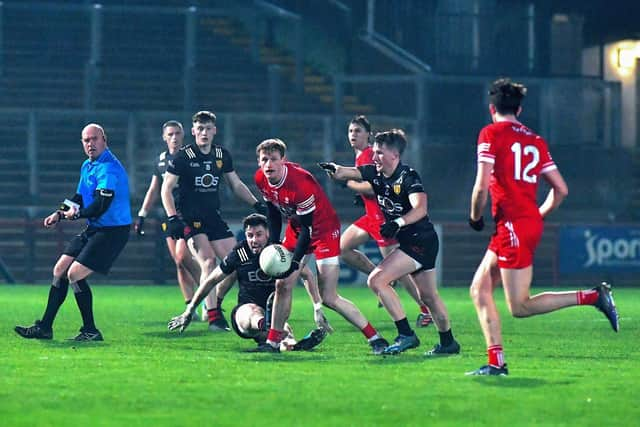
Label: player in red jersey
xmin=252 ymin=138 xmax=389 ymax=354
xmin=340 ymin=115 xmax=433 ymax=327
xmin=466 ymin=78 xmax=619 ymax=376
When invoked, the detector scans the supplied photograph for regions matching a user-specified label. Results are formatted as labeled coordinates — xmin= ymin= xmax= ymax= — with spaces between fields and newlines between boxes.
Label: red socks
xmin=267 ymin=328 xmax=286 ymax=344
xmin=488 ymin=345 xmax=505 ymax=367
xmin=361 ymin=323 xmax=378 ymax=339
xmin=577 ymin=289 xmax=599 ymax=305
xmin=207 ymin=308 xmax=221 ymax=323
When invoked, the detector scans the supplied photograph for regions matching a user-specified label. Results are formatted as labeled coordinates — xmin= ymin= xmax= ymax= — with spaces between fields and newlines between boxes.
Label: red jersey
xmin=355 ymin=146 xmax=385 ymax=222
xmin=477 ymin=121 xmax=557 ymax=221
xmin=254 ymin=162 xmax=341 ymax=239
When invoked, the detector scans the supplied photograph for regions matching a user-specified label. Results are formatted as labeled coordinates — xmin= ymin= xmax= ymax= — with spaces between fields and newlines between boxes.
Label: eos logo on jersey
xmin=377 ymin=195 xmax=403 ymax=214
xmin=194 ymin=174 xmax=219 ymax=188
xmin=248 ymin=269 xmax=272 ymax=283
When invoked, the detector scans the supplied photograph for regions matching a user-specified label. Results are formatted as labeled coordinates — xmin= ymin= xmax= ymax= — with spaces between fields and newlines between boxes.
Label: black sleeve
xmin=70 ymin=193 xmax=83 ymax=206
xmin=404 ymin=169 xmax=425 ymax=195
xmin=266 ymin=201 xmax=283 ymax=244
xmin=357 ymin=164 xmax=376 ymax=183
xmin=77 ymin=189 xmax=114 ymax=219
xmin=219 ymin=250 xmax=240 ymax=275
xmin=222 ymin=147 xmax=234 ymax=173
xmin=291 ymin=212 xmax=312 ymax=264
xmin=166 ymin=149 xmax=184 ymax=176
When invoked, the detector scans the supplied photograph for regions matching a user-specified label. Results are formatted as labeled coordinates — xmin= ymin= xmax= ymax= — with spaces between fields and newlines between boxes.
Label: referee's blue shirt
xmin=77 ymin=148 xmax=132 ymax=227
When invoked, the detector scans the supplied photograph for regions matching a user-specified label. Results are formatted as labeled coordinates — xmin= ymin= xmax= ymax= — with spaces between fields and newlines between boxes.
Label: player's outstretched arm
xmin=215 ymin=271 xmax=237 ymax=303
xmin=318 ymin=162 xmax=362 ymax=182
xmin=168 ymin=265 xmax=227 ymax=333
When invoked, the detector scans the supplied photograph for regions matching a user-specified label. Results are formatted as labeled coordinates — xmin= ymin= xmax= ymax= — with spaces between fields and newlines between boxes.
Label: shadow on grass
xmin=468 ymin=377 xmax=554 ymax=388
xmin=140 ymin=330 xmax=212 ymax=339
xmin=237 ymin=351 xmax=335 ymax=363
xmin=41 ymin=340 xmax=110 ymax=349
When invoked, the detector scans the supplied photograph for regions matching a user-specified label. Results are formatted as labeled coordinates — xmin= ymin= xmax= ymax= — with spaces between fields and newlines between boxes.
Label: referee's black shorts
xmin=64 ymin=225 xmax=130 ymax=275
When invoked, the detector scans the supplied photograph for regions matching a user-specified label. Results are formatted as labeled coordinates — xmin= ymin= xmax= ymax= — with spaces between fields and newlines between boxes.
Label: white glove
xmin=168 ymin=311 xmax=193 ymax=333
xmin=313 ymin=303 xmax=334 ymax=333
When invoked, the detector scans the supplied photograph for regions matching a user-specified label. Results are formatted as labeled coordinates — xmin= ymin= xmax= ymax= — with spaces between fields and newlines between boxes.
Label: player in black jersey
xmin=168 ymin=214 xmax=328 ymax=352
xmin=321 ymin=129 xmax=460 ymax=356
xmin=161 ymin=111 xmax=266 ymax=332
xmin=133 ymin=120 xmax=202 ymax=314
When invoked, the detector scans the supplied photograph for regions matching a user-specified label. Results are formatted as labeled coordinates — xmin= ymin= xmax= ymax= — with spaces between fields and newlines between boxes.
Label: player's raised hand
xmin=313 ymin=305 xmax=334 ymax=334
xmin=168 ymin=312 xmax=193 ymax=333
xmin=317 ymin=162 xmax=337 ymax=175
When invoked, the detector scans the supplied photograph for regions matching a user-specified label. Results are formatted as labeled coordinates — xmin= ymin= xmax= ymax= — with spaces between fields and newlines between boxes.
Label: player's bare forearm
xmin=347 ymin=180 xmax=374 ymax=196
xmin=333 ymin=165 xmax=362 ymax=181
xmin=470 ymin=186 xmax=488 ymax=220
xmin=139 ymin=176 xmax=160 ymax=215
xmin=470 ymin=162 xmax=492 ymax=220
xmin=187 ymin=267 xmax=226 ymax=314
xmin=401 ymin=192 xmax=428 ymax=225
xmin=161 ymin=173 xmax=179 ymax=217
xmin=215 ymin=272 xmax=237 ymax=302
xmin=226 ymin=172 xmax=258 ymax=206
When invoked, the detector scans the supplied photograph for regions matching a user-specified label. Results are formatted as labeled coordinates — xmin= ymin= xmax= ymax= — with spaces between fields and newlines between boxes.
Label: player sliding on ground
xmin=321 ymin=129 xmax=460 ymax=356
xmin=466 ymin=78 xmax=619 ymax=376
xmin=168 ymin=214 xmax=328 ymax=352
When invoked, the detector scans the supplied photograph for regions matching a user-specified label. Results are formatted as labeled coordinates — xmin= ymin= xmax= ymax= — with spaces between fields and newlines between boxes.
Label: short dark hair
xmin=162 ymin=120 xmax=183 ymax=131
xmin=489 ymin=78 xmax=527 ymax=115
xmin=350 ymin=115 xmax=371 ymax=133
xmin=192 ymin=111 xmax=217 ymax=124
xmin=256 ymin=138 xmax=287 ymax=157
xmin=374 ymin=129 xmax=407 ymax=155
xmin=243 ymin=213 xmax=268 ymax=230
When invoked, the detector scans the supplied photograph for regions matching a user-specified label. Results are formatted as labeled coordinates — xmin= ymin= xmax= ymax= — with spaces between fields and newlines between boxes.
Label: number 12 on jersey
xmin=511 ymin=142 xmax=539 ymax=183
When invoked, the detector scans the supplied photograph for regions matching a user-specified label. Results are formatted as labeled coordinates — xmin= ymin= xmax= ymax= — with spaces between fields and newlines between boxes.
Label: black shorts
xmin=183 ymin=212 xmax=233 ymax=241
xmin=63 ymin=225 xmax=130 ymax=275
xmin=398 ymin=227 xmax=439 ymax=273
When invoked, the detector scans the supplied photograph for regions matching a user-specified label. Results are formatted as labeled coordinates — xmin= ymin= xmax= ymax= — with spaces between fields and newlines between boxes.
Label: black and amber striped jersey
xmin=166 ymin=143 xmax=234 ymax=219
xmin=219 ymin=240 xmax=275 ymax=307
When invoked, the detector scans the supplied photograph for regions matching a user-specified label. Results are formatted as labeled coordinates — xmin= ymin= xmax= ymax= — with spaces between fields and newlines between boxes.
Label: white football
xmin=259 ymin=244 xmax=293 ymax=277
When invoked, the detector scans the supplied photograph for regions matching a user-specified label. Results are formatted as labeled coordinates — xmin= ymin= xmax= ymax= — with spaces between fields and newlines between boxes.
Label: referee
xmin=15 ymin=123 xmax=131 ymax=342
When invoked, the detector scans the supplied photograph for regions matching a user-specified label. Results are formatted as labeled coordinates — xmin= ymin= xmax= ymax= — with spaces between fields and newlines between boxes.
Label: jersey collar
xmin=268 ymin=164 xmax=288 ymax=189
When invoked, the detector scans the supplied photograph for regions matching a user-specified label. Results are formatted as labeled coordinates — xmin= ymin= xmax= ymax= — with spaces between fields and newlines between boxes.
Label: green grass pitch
xmin=1 ymin=284 xmax=638 ymax=426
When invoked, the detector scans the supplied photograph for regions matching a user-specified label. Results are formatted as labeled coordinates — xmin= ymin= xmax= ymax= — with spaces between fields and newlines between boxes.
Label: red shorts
xmin=352 ymin=215 xmax=397 ymax=247
xmin=282 ymin=224 xmax=341 ymax=260
xmin=488 ymin=218 xmax=543 ymax=269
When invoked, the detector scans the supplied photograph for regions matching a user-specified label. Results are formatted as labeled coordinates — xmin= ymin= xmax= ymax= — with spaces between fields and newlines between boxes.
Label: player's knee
xmin=366 ymin=270 xmax=386 ymax=293
xmin=506 ymin=299 xmax=531 ymax=318
xmin=201 ymin=258 xmax=216 ymax=274
xmin=320 ymin=296 xmax=337 ymax=311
